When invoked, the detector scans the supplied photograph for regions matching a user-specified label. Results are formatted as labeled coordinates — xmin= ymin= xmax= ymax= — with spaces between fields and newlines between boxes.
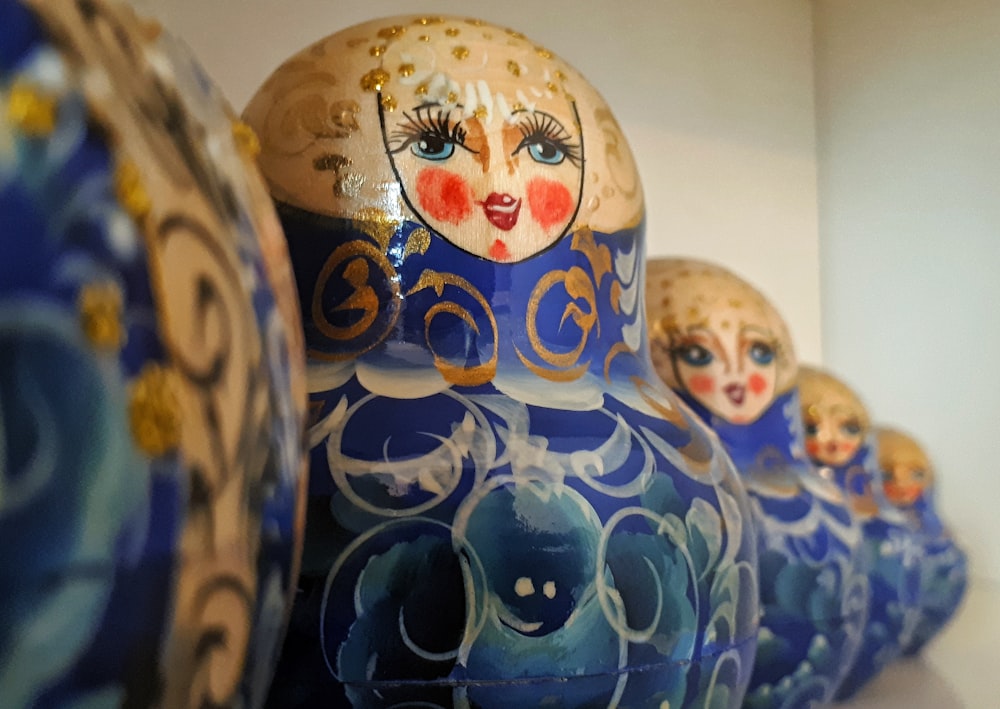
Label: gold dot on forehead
xmin=415 ymin=83 xmax=428 ymax=96
xmin=398 ymin=62 xmax=415 ymax=77
xmin=512 ymin=101 xmax=525 ymax=112
xmin=555 ymin=69 xmax=567 ymax=81
xmin=414 ymin=16 xmax=444 ymax=25
xmin=419 ymin=35 xmax=430 ymax=42
xmin=445 ymin=27 xmax=460 ymax=37
xmin=506 ymin=28 xmax=525 ymax=39
xmin=380 ymin=94 xmax=398 ymax=112
xmin=378 ymin=25 xmax=405 ymax=39
xmin=507 ymin=60 xmax=521 ymax=76
xmin=465 ymin=18 xmax=485 ymax=26
xmin=452 ymin=46 xmax=469 ymax=60
xmin=360 ymin=68 xmax=390 ymax=92
xmin=369 ymin=45 xmax=386 ymax=57
xmin=346 ymin=37 xmax=367 ymax=48
xmin=546 ymin=81 xmax=558 ymax=93
xmin=535 ymin=46 xmax=553 ymax=59
xmin=446 ymin=90 xmax=458 ymax=103
xmin=473 ymin=106 xmax=487 ymax=119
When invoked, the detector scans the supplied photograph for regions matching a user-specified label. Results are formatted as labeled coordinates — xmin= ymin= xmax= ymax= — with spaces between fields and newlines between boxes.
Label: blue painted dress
xmin=0 ymin=1 xmax=305 ymax=706
xmin=677 ymin=389 xmax=869 ymax=707
xmin=266 ymin=206 xmax=761 ymax=708
xmin=826 ymin=440 xmax=922 ymax=700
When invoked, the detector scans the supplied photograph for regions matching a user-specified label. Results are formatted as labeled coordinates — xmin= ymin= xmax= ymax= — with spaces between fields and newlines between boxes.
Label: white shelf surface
xmin=837 ymin=579 xmax=1000 ymax=708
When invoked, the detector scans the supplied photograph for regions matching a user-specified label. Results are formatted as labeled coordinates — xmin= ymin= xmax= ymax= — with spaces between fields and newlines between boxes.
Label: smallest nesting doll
xmin=875 ymin=427 xmax=967 ymax=656
xmin=797 ymin=367 xmax=923 ymax=700
xmin=646 ymin=259 xmax=869 ymax=708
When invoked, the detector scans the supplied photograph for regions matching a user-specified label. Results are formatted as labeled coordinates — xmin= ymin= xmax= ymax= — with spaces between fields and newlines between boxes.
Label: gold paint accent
xmin=546 ymin=82 xmax=558 ymax=94
xmin=419 ymin=35 xmax=430 ymax=42
xmin=399 ymin=63 xmax=416 ymax=77
xmin=603 ymin=342 xmax=633 ymax=382
xmin=129 ymin=363 xmax=181 ymax=456
xmin=407 ymin=270 xmax=498 ymax=386
xmin=347 ymin=37 xmax=368 ymax=48
xmin=140 ymin=19 xmax=163 ymax=41
xmin=632 ymin=377 xmax=689 ymax=429
xmin=360 ymin=68 xmax=390 ymax=92
xmin=507 ymin=60 xmax=521 ymax=77
xmin=536 ymin=47 xmax=554 ymax=59
xmin=512 ymin=102 xmax=525 ymax=112
xmin=7 ymin=82 xmax=57 ymax=135
xmin=465 ymin=18 xmax=485 ymax=26
xmin=378 ymin=25 xmax=406 ymax=39
xmin=446 ymin=91 xmax=458 ymax=104
xmin=571 ymin=228 xmax=612 ymax=286
xmin=555 ymin=70 xmax=567 ymax=81
xmin=609 ymin=281 xmax=622 ymax=314
xmin=380 ymin=94 xmax=398 ymax=112
xmin=452 ymin=46 xmax=470 ymax=60
xmin=564 ymin=92 xmax=576 ymax=103
xmin=445 ymin=28 xmax=460 ymax=37
xmin=353 ymin=206 xmax=400 ymax=249
xmin=329 ymin=99 xmax=361 ymax=138
xmin=313 ymin=153 xmax=352 ymax=172
xmin=473 ymin=106 xmax=487 ymax=120
xmin=231 ymin=120 xmax=260 ymax=158
xmin=403 ymin=228 xmax=431 ymax=259
xmin=414 ymin=17 xmax=444 ymax=26
xmin=415 ymin=83 xmax=429 ymax=97
xmin=78 ymin=281 xmax=126 ymax=351
xmin=310 ymin=241 xmax=400 ymax=356
xmin=114 ymin=160 xmax=152 ymax=221
xmin=506 ymin=28 xmax=526 ymax=39
xmin=335 ymin=173 xmax=365 ymax=198
xmin=370 ymin=45 xmax=386 ymax=57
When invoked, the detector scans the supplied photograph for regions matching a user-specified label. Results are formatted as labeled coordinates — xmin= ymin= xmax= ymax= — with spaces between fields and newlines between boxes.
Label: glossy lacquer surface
xmin=646 ymin=259 xmax=869 ymax=707
xmin=0 ymin=1 xmax=307 ymax=706
xmin=244 ymin=15 xmax=760 ymax=708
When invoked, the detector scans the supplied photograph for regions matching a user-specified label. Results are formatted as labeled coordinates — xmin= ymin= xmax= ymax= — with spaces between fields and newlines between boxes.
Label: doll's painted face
xmin=671 ymin=317 xmax=778 ymax=424
xmin=803 ymin=403 xmax=865 ymax=467
xmin=385 ymin=98 xmax=582 ymax=262
xmin=876 ymin=428 xmax=933 ymax=507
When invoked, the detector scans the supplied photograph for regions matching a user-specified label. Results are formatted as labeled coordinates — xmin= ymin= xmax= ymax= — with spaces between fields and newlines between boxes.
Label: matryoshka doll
xmin=875 ymin=426 xmax=967 ymax=656
xmin=797 ymin=367 xmax=922 ymax=699
xmin=646 ymin=259 xmax=868 ymax=708
xmin=244 ymin=15 xmax=760 ymax=709
xmin=0 ymin=0 xmax=308 ymax=707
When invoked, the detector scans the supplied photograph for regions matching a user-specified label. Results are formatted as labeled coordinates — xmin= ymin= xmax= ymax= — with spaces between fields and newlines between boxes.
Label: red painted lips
xmin=478 ymin=192 xmax=521 ymax=231
xmin=723 ymin=383 xmax=746 ymax=406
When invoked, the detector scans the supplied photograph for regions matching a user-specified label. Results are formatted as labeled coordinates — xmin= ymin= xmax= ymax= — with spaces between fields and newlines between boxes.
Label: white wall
xmin=814 ymin=0 xmax=1000 ymax=583
xmin=129 ymin=0 xmax=824 ymax=363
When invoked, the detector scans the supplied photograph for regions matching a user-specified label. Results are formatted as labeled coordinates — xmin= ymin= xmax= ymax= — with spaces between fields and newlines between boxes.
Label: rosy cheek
xmin=805 ymin=440 xmax=821 ymax=457
xmin=416 ymin=168 xmax=473 ymax=225
xmin=527 ymin=177 xmax=574 ymax=232
xmin=687 ymin=374 xmax=715 ymax=395
xmin=748 ymin=373 xmax=769 ymax=395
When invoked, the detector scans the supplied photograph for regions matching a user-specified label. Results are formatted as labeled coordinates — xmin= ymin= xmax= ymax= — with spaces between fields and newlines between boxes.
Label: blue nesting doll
xmin=797 ymin=367 xmax=922 ymax=699
xmin=243 ymin=15 xmax=760 ymax=708
xmin=0 ymin=0 xmax=308 ymax=706
xmin=646 ymin=259 xmax=869 ymax=707
xmin=875 ymin=426 xmax=967 ymax=656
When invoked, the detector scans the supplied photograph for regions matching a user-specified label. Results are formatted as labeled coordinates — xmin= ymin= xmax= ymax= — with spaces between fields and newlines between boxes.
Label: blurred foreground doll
xmin=875 ymin=427 xmax=967 ymax=655
xmin=243 ymin=15 xmax=761 ymax=708
xmin=646 ymin=259 xmax=868 ymax=708
xmin=0 ymin=0 xmax=308 ymax=707
xmin=797 ymin=367 xmax=922 ymax=699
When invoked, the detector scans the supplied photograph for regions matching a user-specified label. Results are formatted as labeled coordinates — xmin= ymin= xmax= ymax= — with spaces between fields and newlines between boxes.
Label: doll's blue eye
xmin=677 ymin=344 xmax=713 ymax=367
xmin=411 ymin=134 xmax=455 ymax=160
xmin=749 ymin=342 xmax=775 ymax=365
xmin=841 ymin=420 xmax=861 ymax=435
xmin=804 ymin=422 xmax=819 ymax=435
xmin=526 ymin=139 xmax=566 ymax=165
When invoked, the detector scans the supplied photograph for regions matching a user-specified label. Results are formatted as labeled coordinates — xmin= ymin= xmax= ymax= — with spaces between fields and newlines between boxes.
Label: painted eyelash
xmin=516 ymin=111 xmax=581 ymax=165
xmin=387 ymin=106 xmax=469 ymax=153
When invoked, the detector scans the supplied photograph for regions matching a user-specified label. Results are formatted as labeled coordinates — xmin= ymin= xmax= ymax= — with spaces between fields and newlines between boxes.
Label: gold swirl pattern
xmin=6 ymin=81 xmax=57 ymax=135
xmin=516 ymin=266 xmax=597 ymax=382
xmin=407 ymin=270 xmax=498 ymax=386
xmin=310 ymin=239 xmax=400 ymax=359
